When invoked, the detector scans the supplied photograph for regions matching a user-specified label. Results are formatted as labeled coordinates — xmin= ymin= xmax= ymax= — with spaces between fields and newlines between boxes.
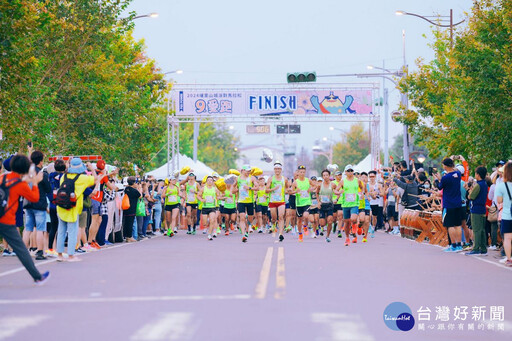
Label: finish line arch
xmin=166 ymin=83 xmax=380 ymax=177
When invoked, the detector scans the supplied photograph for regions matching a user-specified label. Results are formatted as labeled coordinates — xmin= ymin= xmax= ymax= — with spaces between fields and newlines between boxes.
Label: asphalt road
xmin=1 ymin=229 xmax=511 ymax=341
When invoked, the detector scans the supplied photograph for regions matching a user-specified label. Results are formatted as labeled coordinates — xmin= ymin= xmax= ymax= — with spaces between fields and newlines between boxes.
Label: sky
xmin=124 ymin=0 xmax=474 ymax=165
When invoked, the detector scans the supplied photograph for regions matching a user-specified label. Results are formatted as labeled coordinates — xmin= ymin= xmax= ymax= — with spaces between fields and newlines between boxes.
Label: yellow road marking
xmin=274 ymin=246 xmax=286 ymax=299
xmin=254 ymin=247 xmax=274 ymax=299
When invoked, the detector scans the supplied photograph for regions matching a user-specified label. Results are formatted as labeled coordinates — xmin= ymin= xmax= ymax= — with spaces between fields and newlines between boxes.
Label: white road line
xmin=0 ymin=235 xmax=161 ymax=278
xmin=0 ymin=315 xmax=48 ymax=340
xmin=254 ymin=247 xmax=274 ymax=299
xmin=131 ymin=312 xmax=196 ymax=341
xmin=274 ymin=246 xmax=286 ymax=299
xmin=311 ymin=313 xmax=374 ymax=341
xmin=0 ymin=294 xmax=251 ymax=305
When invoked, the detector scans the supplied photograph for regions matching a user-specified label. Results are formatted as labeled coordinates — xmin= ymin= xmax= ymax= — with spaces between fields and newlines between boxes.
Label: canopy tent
xmin=146 ymin=154 xmax=216 ymax=180
xmin=354 ymin=154 xmax=381 ymax=172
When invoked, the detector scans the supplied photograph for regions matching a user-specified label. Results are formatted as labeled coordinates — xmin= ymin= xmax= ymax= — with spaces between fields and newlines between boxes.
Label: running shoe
xmin=208 ymin=234 xmax=213 ymax=240
xmin=75 ymin=248 xmax=86 ymax=254
xmin=216 ymin=228 xmax=221 ymax=234
xmin=212 ymin=234 xmax=217 ymax=238
xmin=351 ymin=223 xmax=357 ymax=235
xmin=258 ymin=228 xmax=263 ymax=233
xmin=2 ymin=250 xmax=12 ymax=257
xmin=34 ymin=271 xmax=50 ymax=286
xmin=344 ymin=238 xmax=350 ymax=246
xmin=369 ymin=225 xmax=375 ymax=238
xmin=279 ymin=234 xmax=284 ymax=242
xmin=192 ymin=230 xmax=196 ymax=235
xmin=104 ymin=241 xmax=113 ymax=246
xmin=298 ymin=233 xmax=303 ymax=242
xmin=505 ymin=260 xmax=512 ymax=267
xmin=90 ymin=241 xmax=101 ymax=249
xmin=186 ymin=231 xmax=191 ymax=235
xmin=242 ymin=235 xmax=248 ymax=243
xmin=312 ymin=233 xmax=317 ymax=239
xmin=357 ymin=227 xmax=363 ymax=235
xmin=362 ymin=237 xmax=367 ymax=243
xmin=225 ymin=231 xmax=230 ymax=236
xmin=285 ymin=225 xmax=291 ymax=232
xmin=337 ymin=232 xmax=342 ymax=238
xmin=35 ymin=250 xmax=47 ymax=260
xmin=443 ymin=246 xmax=458 ymax=252
xmin=352 ymin=237 xmax=357 ymax=244
xmin=326 ymin=238 xmax=331 ymax=243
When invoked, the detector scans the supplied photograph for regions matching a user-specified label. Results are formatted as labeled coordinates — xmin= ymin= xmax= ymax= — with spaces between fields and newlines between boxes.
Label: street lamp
xmin=395 ymin=9 xmax=465 ymax=48
xmin=417 ymin=154 xmax=426 ymax=164
xmin=164 ymin=70 xmax=183 ymax=75
xmin=133 ymin=12 xmax=159 ymax=20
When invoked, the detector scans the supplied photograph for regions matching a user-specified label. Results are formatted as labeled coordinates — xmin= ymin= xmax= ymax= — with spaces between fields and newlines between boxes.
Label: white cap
xmin=455 ymin=164 xmax=465 ymax=175
xmin=344 ymin=164 xmax=354 ymax=172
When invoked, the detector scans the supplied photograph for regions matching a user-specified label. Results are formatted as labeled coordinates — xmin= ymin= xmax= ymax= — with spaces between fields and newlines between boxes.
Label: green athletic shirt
xmin=256 ymin=188 xmax=269 ymax=206
xmin=270 ymin=176 xmax=285 ymax=203
xmin=202 ymin=186 xmax=216 ymax=209
xmin=237 ymin=177 xmax=253 ymax=203
xmin=165 ymin=185 xmax=179 ymax=205
xmin=185 ymin=182 xmax=198 ymax=204
xmin=295 ymin=178 xmax=311 ymax=207
xmin=224 ymin=189 xmax=236 ymax=209
xmin=341 ymin=178 xmax=359 ymax=208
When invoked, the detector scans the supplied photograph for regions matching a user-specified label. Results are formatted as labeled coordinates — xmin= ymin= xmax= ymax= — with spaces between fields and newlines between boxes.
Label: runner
xmin=163 ymin=176 xmax=181 ymax=237
xmin=222 ymin=183 xmax=237 ymax=236
xmin=290 ymin=165 xmax=316 ymax=242
xmin=332 ymin=170 xmax=343 ymax=236
xmin=308 ymin=176 xmax=320 ymax=238
xmin=255 ymin=177 xmax=269 ymax=233
xmin=181 ymin=173 xmax=199 ymax=235
xmin=317 ymin=169 xmax=336 ymax=242
xmin=197 ymin=176 xmax=221 ymax=240
xmin=266 ymin=162 xmax=288 ymax=242
xmin=359 ymin=172 xmax=372 ymax=240
xmin=286 ymin=172 xmax=298 ymax=233
xmin=368 ymin=170 xmax=385 ymax=232
xmin=232 ymin=165 xmax=256 ymax=243
xmin=335 ymin=164 xmax=363 ymax=246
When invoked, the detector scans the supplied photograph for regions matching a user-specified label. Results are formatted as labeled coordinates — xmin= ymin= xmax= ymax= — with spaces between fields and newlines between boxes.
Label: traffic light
xmin=287 ymin=72 xmax=316 ymax=83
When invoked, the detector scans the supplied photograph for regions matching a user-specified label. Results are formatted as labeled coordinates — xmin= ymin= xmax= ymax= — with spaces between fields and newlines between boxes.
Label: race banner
xmin=173 ymin=88 xmax=373 ymax=116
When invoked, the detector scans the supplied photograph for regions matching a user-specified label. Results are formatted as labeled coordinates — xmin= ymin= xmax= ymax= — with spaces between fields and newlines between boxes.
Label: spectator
xmin=23 ymin=150 xmax=52 ymax=260
xmin=435 ymin=157 xmax=464 ymax=252
xmin=496 ymin=162 xmax=512 ymax=267
xmin=393 ymin=175 xmax=421 ymax=210
xmin=466 ymin=166 xmax=488 ymax=256
xmin=56 ymin=158 xmax=97 ymax=262
xmin=0 ymin=154 xmax=50 ymax=284
xmin=47 ymin=159 xmax=66 ymax=255
xmin=122 ymin=176 xmax=141 ymax=242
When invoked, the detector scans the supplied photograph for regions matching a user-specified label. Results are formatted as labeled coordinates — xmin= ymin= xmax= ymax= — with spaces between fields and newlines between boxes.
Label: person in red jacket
xmin=0 ymin=154 xmax=50 ymax=285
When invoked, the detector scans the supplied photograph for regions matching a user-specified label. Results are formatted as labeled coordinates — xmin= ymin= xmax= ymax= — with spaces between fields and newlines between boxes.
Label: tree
xmin=0 ymin=0 xmax=168 ymax=172
xmin=398 ymin=0 xmax=512 ymax=168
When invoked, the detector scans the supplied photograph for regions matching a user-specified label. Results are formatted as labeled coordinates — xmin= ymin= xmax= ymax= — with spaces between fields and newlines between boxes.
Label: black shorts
xmin=223 ymin=207 xmax=236 ymax=215
xmin=219 ymin=206 xmax=225 ymax=214
xmin=296 ymin=205 xmax=310 ymax=217
xmin=288 ymin=195 xmax=296 ymax=210
xmin=501 ymin=219 xmax=512 ymax=234
xmin=443 ymin=207 xmax=465 ymax=228
xmin=202 ymin=207 xmax=217 ymax=216
xmin=333 ymin=204 xmax=342 ymax=212
xmin=370 ymin=204 xmax=383 ymax=216
xmin=386 ymin=205 xmax=398 ymax=221
xmin=237 ymin=202 xmax=254 ymax=216
xmin=308 ymin=207 xmax=319 ymax=215
xmin=187 ymin=203 xmax=198 ymax=209
xmin=256 ymin=205 xmax=269 ymax=215
xmin=165 ymin=204 xmax=179 ymax=212
xmin=319 ymin=207 xmax=333 ymax=219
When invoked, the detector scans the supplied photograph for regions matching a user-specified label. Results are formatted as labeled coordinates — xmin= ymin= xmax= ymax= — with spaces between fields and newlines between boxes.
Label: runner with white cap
xmin=335 ymin=164 xmax=364 ymax=246
xmin=266 ymin=161 xmax=289 ymax=242
xmin=197 ymin=175 xmax=221 ymax=241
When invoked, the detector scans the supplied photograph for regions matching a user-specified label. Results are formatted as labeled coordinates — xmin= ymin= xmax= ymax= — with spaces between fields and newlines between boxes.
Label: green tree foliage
xmin=398 ymin=0 xmax=512 ymax=167
xmin=0 ymin=0 xmax=168 ymax=171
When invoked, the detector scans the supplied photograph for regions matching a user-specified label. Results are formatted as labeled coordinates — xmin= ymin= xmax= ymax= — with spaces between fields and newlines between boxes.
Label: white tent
xmin=146 ymin=154 xmax=216 ymax=180
xmin=354 ymin=154 xmax=381 ymax=172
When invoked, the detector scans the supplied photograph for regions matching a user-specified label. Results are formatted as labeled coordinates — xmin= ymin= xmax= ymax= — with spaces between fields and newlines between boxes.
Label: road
xmin=1 ymin=229 xmax=511 ymax=341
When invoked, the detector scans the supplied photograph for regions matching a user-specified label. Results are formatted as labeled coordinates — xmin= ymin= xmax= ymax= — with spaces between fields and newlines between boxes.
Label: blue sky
xmin=125 ymin=0 xmax=473 ymax=163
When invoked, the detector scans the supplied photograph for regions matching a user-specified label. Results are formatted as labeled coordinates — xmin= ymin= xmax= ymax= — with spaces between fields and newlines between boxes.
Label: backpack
xmin=55 ymin=174 xmax=80 ymax=209
xmin=0 ymin=175 xmax=22 ymax=218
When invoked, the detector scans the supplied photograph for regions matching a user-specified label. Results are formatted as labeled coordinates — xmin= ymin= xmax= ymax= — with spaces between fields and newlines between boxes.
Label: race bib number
xmin=388 ymin=196 xmax=396 ymax=203
xmin=226 ymin=197 xmax=234 ymax=204
xmin=205 ymin=196 xmax=214 ymax=204
xmin=187 ymin=193 xmax=196 ymax=202
xmin=258 ymin=196 xmax=267 ymax=204
xmin=300 ymin=190 xmax=309 ymax=199
xmin=168 ymin=195 xmax=177 ymax=202
xmin=312 ymin=199 xmax=318 ymax=206
xmin=320 ymin=195 xmax=330 ymax=203
xmin=345 ymin=193 xmax=356 ymax=202
xmin=239 ymin=189 xmax=249 ymax=201
xmin=271 ymin=192 xmax=282 ymax=202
